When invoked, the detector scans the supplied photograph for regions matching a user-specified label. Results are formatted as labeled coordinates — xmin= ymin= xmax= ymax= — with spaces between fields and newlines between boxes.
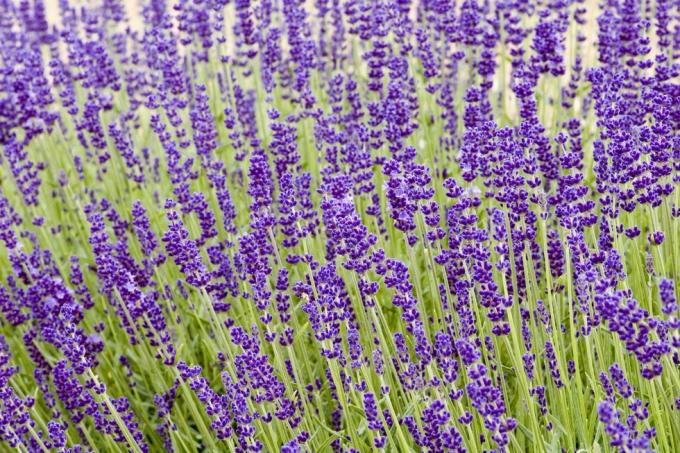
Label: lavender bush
xmin=0 ymin=0 xmax=678 ymax=451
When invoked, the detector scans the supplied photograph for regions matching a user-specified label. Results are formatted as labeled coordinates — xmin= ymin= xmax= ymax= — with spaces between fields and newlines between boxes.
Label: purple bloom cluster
xmin=598 ymin=364 xmax=657 ymax=451
xmin=0 ymin=0 xmax=678 ymax=452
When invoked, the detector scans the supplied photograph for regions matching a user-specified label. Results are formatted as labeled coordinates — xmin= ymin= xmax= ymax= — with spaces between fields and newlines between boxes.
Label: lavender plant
xmin=0 ymin=0 xmax=678 ymax=452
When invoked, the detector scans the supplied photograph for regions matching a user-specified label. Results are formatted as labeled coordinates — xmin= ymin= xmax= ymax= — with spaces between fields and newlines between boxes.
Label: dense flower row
xmin=0 ymin=0 xmax=678 ymax=452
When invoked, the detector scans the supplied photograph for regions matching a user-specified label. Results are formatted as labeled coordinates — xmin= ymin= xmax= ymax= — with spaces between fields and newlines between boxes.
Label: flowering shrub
xmin=0 ymin=0 xmax=678 ymax=452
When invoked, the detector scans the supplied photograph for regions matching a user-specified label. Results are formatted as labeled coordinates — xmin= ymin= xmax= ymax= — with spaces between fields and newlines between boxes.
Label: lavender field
xmin=0 ymin=0 xmax=678 ymax=452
